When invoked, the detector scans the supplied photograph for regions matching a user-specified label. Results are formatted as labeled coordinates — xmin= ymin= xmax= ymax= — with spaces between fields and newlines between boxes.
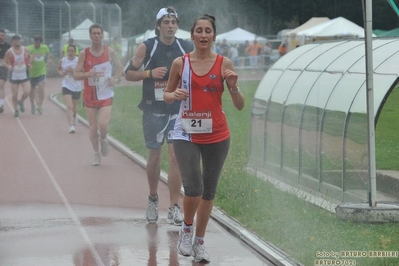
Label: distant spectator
xmin=220 ymin=38 xmax=230 ymax=57
xmin=245 ymin=39 xmax=262 ymax=67
xmin=278 ymin=42 xmax=287 ymax=57
xmin=229 ymin=43 xmax=238 ymax=66
xmin=215 ymin=42 xmax=222 ymax=54
xmin=237 ymin=41 xmax=248 ymax=66
xmin=62 ymin=38 xmax=79 ymax=57
xmin=109 ymin=37 xmax=122 ymax=60
xmin=263 ymin=41 xmax=273 ymax=66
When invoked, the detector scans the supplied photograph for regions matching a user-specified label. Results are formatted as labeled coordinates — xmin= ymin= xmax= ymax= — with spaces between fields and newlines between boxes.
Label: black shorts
xmin=62 ymin=87 xmax=81 ymax=100
xmin=0 ymin=66 xmax=8 ymax=81
xmin=9 ymin=78 xmax=29 ymax=84
xmin=30 ymin=75 xmax=46 ymax=88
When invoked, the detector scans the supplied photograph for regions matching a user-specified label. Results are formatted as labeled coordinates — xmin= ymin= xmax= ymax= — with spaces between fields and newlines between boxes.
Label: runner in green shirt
xmin=26 ymin=35 xmax=51 ymax=114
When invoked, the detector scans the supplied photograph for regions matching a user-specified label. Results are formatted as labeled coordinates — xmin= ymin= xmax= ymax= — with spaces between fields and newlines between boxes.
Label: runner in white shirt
xmin=57 ymin=44 xmax=82 ymax=133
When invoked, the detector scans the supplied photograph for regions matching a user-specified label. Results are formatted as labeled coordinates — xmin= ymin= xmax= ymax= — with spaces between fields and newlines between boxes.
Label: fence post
xmin=12 ymin=0 xmax=18 ymax=34
xmin=38 ymin=0 xmax=45 ymax=42
xmin=89 ymin=2 xmax=96 ymax=23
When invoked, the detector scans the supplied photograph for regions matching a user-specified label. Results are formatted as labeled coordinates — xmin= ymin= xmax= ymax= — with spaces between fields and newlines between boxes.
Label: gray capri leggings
xmin=173 ymin=138 xmax=230 ymax=200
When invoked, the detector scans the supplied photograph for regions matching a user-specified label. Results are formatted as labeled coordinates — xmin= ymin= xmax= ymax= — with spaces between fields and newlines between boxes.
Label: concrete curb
xmin=49 ymin=92 xmax=301 ymax=266
xmin=336 ymin=202 xmax=399 ymax=223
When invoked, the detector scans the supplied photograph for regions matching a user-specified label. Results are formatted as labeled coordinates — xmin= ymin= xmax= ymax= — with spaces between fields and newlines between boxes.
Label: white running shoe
xmin=177 ymin=227 xmax=193 ymax=256
xmin=192 ymin=240 xmax=210 ymax=263
xmin=146 ymin=195 xmax=159 ymax=223
xmin=167 ymin=204 xmax=183 ymax=226
xmin=100 ymin=137 xmax=110 ymax=156
xmin=92 ymin=153 xmax=101 ymax=166
xmin=69 ymin=125 xmax=75 ymax=134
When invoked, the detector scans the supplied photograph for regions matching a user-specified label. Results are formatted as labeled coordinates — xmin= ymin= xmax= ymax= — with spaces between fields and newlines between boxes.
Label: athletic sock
xmin=149 ymin=194 xmax=158 ymax=201
xmin=194 ymin=236 xmax=204 ymax=245
xmin=183 ymin=221 xmax=193 ymax=230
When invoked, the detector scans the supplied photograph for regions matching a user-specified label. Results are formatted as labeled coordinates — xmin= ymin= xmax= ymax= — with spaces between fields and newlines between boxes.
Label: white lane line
xmin=5 ymin=97 xmax=106 ymax=266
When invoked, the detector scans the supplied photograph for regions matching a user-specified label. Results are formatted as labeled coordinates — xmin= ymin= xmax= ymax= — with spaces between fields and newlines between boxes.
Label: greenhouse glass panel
xmin=265 ymin=70 xmax=301 ymax=170
xmin=375 ymin=82 xmax=399 ymax=203
xmin=306 ymin=41 xmax=353 ymax=72
xmin=343 ymin=82 xmax=368 ymax=202
xmin=272 ymin=44 xmax=317 ymax=70
xmin=253 ymin=70 xmax=283 ymax=101
xmin=249 ymin=98 xmax=267 ymax=169
xmin=325 ymin=42 xmax=364 ymax=73
xmin=301 ymin=73 xmax=343 ymax=190
xmin=282 ymin=71 xmax=318 ymax=182
xmin=375 ymin=50 xmax=399 ymax=75
xmin=250 ymin=70 xmax=284 ymax=170
xmin=289 ymin=42 xmax=345 ymax=71
xmin=349 ymin=39 xmax=399 ymax=75
xmin=321 ymin=73 xmax=365 ymax=201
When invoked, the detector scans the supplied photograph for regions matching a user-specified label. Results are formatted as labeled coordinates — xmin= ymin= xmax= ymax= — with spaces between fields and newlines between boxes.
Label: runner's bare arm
xmin=26 ymin=49 xmax=32 ymax=69
xmin=57 ymin=59 xmax=64 ymax=76
xmin=164 ymin=57 xmax=183 ymax=104
xmin=223 ymin=57 xmax=245 ymax=111
xmin=124 ymin=43 xmax=147 ymax=81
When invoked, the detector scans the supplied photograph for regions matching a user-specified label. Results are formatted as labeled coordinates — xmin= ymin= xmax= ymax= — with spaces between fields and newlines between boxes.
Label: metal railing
xmin=0 ymin=0 xmax=121 ymax=57
xmin=233 ymin=54 xmax=281 ymax=70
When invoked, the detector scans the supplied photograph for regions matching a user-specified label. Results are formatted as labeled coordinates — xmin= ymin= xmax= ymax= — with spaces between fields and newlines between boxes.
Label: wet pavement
xmin=0 ymin=204 xmax=271 ymax=265
xmin=0 ymin=76 xmax=291 ymax=266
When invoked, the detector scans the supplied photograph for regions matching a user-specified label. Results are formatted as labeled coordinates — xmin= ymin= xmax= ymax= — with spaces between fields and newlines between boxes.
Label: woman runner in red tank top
xmin=163 ymin=14 xmax=245 ymax=263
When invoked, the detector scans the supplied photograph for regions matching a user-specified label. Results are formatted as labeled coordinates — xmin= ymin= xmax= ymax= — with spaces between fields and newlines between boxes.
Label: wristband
xmin=230 ymin=87 xmax=240 ymax=94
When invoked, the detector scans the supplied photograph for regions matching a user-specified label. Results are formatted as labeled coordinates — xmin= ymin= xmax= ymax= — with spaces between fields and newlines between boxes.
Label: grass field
xmin=60 ymin=80 xmax=399 ymax=266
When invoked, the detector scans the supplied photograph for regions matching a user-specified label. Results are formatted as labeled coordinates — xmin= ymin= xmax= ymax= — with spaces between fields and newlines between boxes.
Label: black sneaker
xmin=0 ymin=105 xmax=3 ymax=113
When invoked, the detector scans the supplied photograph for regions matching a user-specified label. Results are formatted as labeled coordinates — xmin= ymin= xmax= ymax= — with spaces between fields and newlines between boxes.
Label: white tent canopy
xmin=62 ymin=18 xmax=110 ymax=46
xmin=216 ymin=27 xmax=267 ymax=44
xmin=296 ymin=16 xmax=368 ymax=38
xmin=286 ymin=17 xmax=330 ymax=36
xmin=134 ymin=28 xmax=191 ymax=44
xmin=293 ymin=16 xmax=375 ymax=48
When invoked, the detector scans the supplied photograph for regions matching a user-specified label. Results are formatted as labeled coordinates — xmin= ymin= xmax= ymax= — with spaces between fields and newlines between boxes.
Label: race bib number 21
xmin=181 ymin=110 xmax=212 ymax=134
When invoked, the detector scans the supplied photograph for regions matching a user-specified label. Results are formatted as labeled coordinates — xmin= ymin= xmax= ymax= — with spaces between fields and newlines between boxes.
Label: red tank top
xmin=83 ymin=46 xmax=113 ymax=101
xmin=173 ymin=54 xmax=230 ymax=144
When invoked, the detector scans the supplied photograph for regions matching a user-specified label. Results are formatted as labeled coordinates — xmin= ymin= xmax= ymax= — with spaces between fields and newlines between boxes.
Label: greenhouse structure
xmin=248 ymin=38 xmax=399 ymax=209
